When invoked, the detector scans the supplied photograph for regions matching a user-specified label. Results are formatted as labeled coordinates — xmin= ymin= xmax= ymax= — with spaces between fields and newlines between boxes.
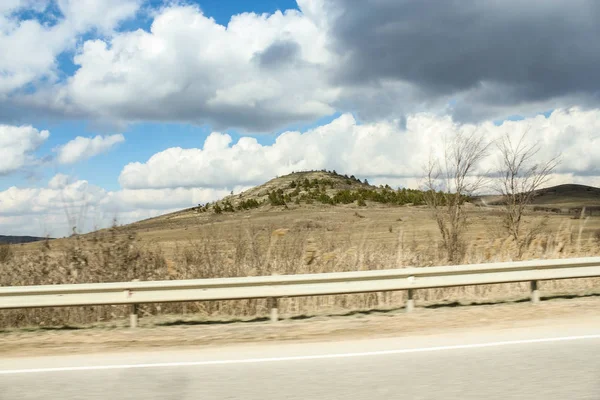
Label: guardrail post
xmin=406 ymin=289 xmax=415 ymax=313
xmin=130 ymin=304 xmax=139 ymax=328
xmin=128 ymin=279 xmax=140 ymax=328
xmin=530 ymin=280 xmax=540 ymax=304
xmin=268 ymin=297 xmax=279 ymax=322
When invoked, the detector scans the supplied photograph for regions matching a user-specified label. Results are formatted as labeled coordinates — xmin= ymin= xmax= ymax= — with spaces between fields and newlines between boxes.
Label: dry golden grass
xmin=2 ymin=205 xmax=600 ymax=330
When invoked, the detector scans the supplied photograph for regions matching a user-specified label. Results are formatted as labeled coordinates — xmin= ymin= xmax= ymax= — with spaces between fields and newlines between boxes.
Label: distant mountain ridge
xmin=475 ymin=184 xmax=600 ymax=206
xmin=0 ymin=235 xmax=50 ymax=244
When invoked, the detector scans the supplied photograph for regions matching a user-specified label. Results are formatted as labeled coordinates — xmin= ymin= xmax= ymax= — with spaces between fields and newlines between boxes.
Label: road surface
xmin=1 ymin=322 xmax=599 ymax=399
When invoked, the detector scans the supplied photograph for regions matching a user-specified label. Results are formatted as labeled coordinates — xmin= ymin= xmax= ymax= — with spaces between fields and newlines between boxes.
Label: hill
xmin=133 ymin=170 xmax=427 ymax=227
xmin=530 ymin=184 xmax=600 ymax=206
xmin=475 ymin=184 xmax=600 ymax=215
xmin=200 ymin=170 xmax=429 ymax=211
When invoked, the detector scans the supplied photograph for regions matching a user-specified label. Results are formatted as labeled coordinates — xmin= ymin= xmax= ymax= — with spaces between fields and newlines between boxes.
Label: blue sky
xmin=1 ymin=0 xmax=599 ymax=236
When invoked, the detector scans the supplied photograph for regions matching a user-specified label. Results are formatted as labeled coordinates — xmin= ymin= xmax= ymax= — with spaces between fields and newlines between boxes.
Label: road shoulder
xmin=1 ymin=296 xmax=599 ymax=358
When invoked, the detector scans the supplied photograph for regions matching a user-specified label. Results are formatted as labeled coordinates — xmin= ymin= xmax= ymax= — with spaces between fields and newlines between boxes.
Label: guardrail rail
xmin=1 ymin=257 xmax=599 ymax=327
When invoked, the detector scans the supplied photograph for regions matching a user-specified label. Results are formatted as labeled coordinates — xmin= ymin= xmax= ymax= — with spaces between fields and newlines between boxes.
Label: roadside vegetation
xmin=1 ymin=214 xmax=599 ymax=329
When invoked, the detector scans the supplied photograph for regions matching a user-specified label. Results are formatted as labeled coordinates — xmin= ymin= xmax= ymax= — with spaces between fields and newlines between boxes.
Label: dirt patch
xmin=2 ymin=295 xmax=599 ymax=358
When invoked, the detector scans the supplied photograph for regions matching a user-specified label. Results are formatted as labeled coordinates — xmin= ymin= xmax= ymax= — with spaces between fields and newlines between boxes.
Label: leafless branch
xmin=423 ymin=131 xmax=490 ymax=263
xmin=495 ymin=129 xmax=560 ymax=256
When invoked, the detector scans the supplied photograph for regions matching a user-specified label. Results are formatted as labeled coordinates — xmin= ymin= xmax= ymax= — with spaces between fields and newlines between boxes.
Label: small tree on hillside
xmin=495 ymin=130 xmax=560 ymax=256
xmin=423 ymin=131 xmax=490 ymax=264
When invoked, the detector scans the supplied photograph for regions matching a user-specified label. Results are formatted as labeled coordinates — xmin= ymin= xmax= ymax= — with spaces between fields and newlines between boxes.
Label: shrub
xmin=237 ymin=199 xmax=261 ymax=210
xmin=268 ymin=190 xmax=286 ymax=206
xmin=317 ymin=193 xmax=334 ymax=205
xmin=222 ymin=200 xmax=235 ymax=212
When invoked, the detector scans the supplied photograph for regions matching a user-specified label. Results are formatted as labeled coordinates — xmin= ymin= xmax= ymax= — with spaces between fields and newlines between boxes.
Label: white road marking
xmin=1 ymin=334 xmax=599 ymax=375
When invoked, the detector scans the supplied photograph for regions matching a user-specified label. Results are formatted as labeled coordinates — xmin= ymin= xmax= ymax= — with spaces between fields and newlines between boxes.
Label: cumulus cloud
xmin=0 ymin=174 xmax=236 ymax=236
xmin=0 ymin=178 xmax=105 ymax=219
xmin=0 ymin=0 xmax=140 ymax=96
xmin=100 ymin=187 xmax=241 ymax=211
xmin=56 ymin=0 xmax=142 ymax=34
xmin=0 ymin=1 xmax=336 ymax=131
xmin=28 ymin=3 xmax=336 ymax=131
xmin=55 ymin=133 xmax=124 ymax=164
xmin=119 ymin=108 xmax=600 ymax=191
xmin=48 ymin=173 xmax=70 ymax=189
xmin=0 ymin=124 xmax=49 ymax=174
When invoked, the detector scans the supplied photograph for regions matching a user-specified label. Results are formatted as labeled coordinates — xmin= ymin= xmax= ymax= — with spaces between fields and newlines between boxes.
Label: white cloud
xmin=0 ymin=16 xmax=69 ymax=94
xmin=48 ymin=173 xmax=70 ymax=189
xmin=55 ymin=133 xmax=124 ymax=164
xmin=543 ymin=173 xmax=600 ymax=189
xmin=0 ymin=124 xmax=49 ymax=174
xmin=0 ymin=178 xmax=105 ymax=216
xmin=119 ymin=108 xmax=600 ymax=191
xmin=0 ymin=174 xmax=235 ymax=236
xmin=100 ymin=187 xmax=242 ymax=211
xmin=49 ymin=3 xmax=336 ymax=131
xmin=57 ymin=0 xmax=142 ymax=34
xmin=0 ymin=0 xmax=140 ymax=95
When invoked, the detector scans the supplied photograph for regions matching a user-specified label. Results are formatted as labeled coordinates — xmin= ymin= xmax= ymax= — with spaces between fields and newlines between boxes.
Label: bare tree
xmin=495 ymin=130 xmax=560 ymax=255
xmin=423 ymin=131 xmax=490 ymax=264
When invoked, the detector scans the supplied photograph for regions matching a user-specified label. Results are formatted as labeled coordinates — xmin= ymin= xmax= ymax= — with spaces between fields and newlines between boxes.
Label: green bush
xmin=237 ymin=199 xmax=261 ymax=210
xmin=268 ymin=190 xmax=286 ymax=206
xmin=317 ymin=193 xmax=334 ymax=204
xmin=222 ymin=200 xmax=235 ymax=212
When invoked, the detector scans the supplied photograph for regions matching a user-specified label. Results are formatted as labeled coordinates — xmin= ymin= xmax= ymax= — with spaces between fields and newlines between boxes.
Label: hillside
xmin=18 ymin=172 xmax=600 ymax=258
xmin=112 ymin=172 xmax=600 ymax=235
xmin=140 ymin=175 xmax=600 ymax=229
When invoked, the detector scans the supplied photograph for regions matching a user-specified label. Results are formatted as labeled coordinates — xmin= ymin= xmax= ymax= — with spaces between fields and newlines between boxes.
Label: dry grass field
xmin=2 ymin=171 xmax=600 ymax=329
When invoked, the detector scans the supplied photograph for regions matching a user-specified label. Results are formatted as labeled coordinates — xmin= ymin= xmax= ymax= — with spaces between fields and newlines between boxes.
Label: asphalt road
xmin=1 ymin=323 xmax=599 ymax=400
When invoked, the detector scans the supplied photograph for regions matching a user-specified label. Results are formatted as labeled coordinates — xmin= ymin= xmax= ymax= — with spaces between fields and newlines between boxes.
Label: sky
xmin=1 ymin=0 xmax=600 ymax=237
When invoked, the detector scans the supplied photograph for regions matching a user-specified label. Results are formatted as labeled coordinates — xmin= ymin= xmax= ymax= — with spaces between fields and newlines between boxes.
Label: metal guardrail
xmin=1 ymin=257 xmax=599 ymax=327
